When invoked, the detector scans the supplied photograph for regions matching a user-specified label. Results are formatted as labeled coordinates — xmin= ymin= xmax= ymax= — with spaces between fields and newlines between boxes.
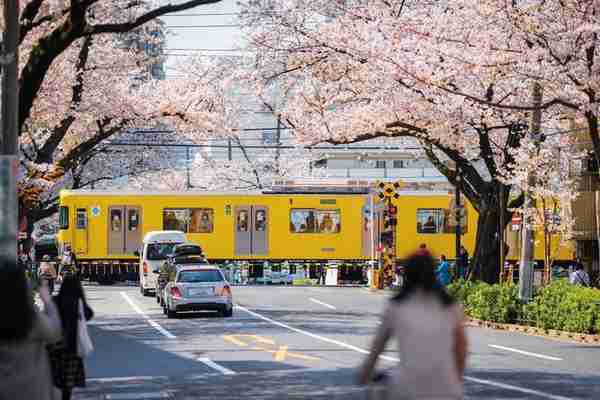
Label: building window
xmin=393 ymin=160 xmax=404 ymax=168
xmin=163 ymin=209 xmax=214 ymax=233
xmin=262 ymin=130 xmax=277 ymax=144
xmin=375 ymin=160 xmax=386 ymax=169
xmin=290 ymin=209 xmax=341 ymax=233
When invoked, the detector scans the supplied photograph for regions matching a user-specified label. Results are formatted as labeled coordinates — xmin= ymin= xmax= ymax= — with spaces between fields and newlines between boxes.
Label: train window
xmin=237 ymin=210 xmax=249 ymax=232
xmin=290 ymin=209 xmax=341 ymax=233
xmin=59 ymin=206 xmax=69 ymax=230
xmin=128 ymin=209 xmax=139 ymax=231
xmin=110 ymin=209 xmax=122 ymax=232
xmin=290 ymin=209 xmax=316 ymax=233
xmin=255 ymin=210 xmax=266 ymax=231
xmin=189 ymin=209 xmax=214 ymax=233
xmin=316 ymin=210 xmax=341 ymax=233
xmin=76 ymin=209 xmax=86 ymax=229
xmin=163 ymin=209 xmax=188 ymax=232
xmin=417 ymin=209 xmax=444 ymax=234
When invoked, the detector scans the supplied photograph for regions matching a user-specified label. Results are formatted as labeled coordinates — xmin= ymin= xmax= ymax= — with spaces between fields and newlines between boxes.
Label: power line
xmin=167 ymin=25 xmax=240 ymax=28
xmin=163 ymin=13 xmax=240 ymax=17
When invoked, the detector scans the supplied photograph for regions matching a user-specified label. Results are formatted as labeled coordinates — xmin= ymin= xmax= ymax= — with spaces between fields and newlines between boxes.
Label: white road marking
xmin=309 ymin=298 xmax=337 ymax=310
xmin=237 ymin=305 xmax=577 ymax=400
xmin=464 ymin=377 xmax=575 ymax=400
xmin=120 ymin=292 xmax=176 ymax=339
xmin=488 ymin=344 xmax=563 ymax=361
xmin=105 ymin=393 xmax=170 ymax=400
xmin=197 ymin=357 xmax=237 ymax=375
xmin=88 ymin=376 xmax=168 ymax=384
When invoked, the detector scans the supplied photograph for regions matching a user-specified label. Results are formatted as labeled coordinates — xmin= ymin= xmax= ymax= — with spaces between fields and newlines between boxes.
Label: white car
xmin=136 ymin=231 xmax=186 ymax=296
xmin=163 ymin=266 xmax=233 ymax=318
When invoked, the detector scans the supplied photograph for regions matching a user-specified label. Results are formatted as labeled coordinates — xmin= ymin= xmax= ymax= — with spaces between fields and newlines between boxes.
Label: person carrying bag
xmin=48 ymin=276 xmax=94 ymax=400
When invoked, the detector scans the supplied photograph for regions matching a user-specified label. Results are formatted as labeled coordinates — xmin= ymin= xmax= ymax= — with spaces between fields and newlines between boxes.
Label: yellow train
xmin=57 ymin=188 xmax=572 ymax=282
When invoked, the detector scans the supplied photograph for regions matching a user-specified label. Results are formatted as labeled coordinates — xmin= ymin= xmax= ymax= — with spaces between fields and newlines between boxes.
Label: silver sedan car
xmin=163 ymin=266 xmax=233 ymax=318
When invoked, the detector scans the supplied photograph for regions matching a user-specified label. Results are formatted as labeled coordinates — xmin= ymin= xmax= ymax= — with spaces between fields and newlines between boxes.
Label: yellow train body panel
xmin=58 ymin=191 xmax=368 ymax=262
xmin=57 ymin=190 xmax=573 ymax=265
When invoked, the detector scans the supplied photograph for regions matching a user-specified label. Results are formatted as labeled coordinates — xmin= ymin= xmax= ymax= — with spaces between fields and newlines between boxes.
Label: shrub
xmin=465 ymin=282 xmax=521 ymax=324
xmin=447 ymin=279 xmax=479 ymax=305
xmin=525 ymin=280 xmax=600 ymax=334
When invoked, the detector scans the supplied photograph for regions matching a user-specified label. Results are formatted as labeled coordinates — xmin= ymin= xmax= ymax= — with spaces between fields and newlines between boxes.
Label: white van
xmin=137 ymin=231 xmax=187 ymax=296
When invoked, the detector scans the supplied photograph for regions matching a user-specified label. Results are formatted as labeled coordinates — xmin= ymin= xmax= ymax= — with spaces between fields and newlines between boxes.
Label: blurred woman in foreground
xmin=358 ymin=251 xmax=468 ymax=399
xmin=0 ymin=261 xmax=62 ymax=400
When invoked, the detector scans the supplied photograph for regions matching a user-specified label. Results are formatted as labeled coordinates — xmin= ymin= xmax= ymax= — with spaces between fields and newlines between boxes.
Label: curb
xmin=465 ymin=317 xmax=600 ymax=345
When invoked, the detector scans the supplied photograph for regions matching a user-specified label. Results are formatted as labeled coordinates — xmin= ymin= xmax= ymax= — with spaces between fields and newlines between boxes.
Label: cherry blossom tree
xmin=8 ymin=0 xmax=224 ymax=238
xmin=128 ymin=143 xmax=322 ymax=191
xmin=237 ymin=0 xmax=585 ymax=282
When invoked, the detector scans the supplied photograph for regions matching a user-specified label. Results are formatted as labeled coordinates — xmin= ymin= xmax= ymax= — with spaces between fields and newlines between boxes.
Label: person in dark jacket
xmin=0 ymin=262 xmax=62 ymax=400
xmin=49 ymin=275 xmax=94 ymax=400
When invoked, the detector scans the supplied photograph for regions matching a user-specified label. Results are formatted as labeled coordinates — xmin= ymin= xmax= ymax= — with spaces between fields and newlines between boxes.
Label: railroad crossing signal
xmin=373 ymin=181 xmax=404 ymax=289
xmin=377 ymin=181 xmax=402 ymax=200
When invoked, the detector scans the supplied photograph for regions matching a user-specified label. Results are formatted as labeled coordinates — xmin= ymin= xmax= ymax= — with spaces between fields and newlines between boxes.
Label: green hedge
xmin=448 ymin=279 xmax=600 ymax=334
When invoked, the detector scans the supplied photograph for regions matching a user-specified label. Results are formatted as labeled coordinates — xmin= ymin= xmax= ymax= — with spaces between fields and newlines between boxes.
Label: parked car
xmin=137 ymin=231 xmax=187 ymax=297
xmin=163 ymin=266 xmax=233 ymax=319
xmin=157 ymin=243 xmax=208 ymax=307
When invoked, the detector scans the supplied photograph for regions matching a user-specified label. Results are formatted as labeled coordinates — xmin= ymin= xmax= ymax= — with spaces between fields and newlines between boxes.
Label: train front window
xmin=59 ymin=206 xmax=69 ymax=230
xmin=76 ymin=209 xmax=87 ymax=229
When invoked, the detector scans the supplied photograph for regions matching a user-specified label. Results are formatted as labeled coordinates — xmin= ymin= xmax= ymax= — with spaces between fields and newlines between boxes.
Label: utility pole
xmin=455 ymin=167 xmax=462 ymax=267
xmin=1 ymin=0 xmax=19 ymax=262
xmin=519 ymin=83 xmax=543 ymax=301
xmin=185 ymin=146 xmax=191 ymax=189
xmin=227 ymin=138 xmax=232 ymax=161
xmin=499 ymin=184 xmax=505 ymax=282
xmin=275 ymin=115 xmax=281 ymax=175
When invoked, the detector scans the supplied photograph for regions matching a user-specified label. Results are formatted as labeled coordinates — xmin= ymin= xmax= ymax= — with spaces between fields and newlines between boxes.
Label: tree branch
xmin=36 ymin=36 xmax=93 ymax=164
xmin=88 ymin=0 xmax=222 ymax=34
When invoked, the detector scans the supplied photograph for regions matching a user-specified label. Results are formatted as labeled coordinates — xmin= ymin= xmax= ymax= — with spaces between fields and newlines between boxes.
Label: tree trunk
xmin=472 ymin=183 xmax=508 ymax=284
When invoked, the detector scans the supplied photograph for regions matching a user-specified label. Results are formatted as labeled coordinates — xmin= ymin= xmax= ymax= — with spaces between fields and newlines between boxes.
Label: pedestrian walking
xmin=48 ymin=276 xmax=94 ymax=400
xmin=458 ymin=246 xmax=469 ymax=279
xmin=60 ymin=245 xmax=78 ymax=277
xmin=39 ymin=255 xmax=58 ymax=294
xmin=569 ymin=261 xmax=590 ymax=287
xmin=436 ymin=255 xmax=451 ymax=287
xmin=358 ymin=251 xmax=467 ymax=400
xmin=0 ymin=261 xmax=62 ymax=400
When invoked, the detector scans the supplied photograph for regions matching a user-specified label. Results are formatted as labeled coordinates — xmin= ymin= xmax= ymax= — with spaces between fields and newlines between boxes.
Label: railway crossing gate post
xmin=374 ymin=181 xmax=403 ymax=289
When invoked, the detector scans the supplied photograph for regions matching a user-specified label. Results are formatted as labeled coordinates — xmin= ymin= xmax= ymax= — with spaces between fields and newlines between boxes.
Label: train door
xmin=234 ymin=205 xmax=269 ymax=256
xmin=362 ymin=198 xmax=382 ymax=258
xmin=125 ymin=207 xmax=142 ymax=253
xmin=74 ymin=207 xmax=88 ymax=254
xmin=108 ymin=205 xmax=142 ymax=255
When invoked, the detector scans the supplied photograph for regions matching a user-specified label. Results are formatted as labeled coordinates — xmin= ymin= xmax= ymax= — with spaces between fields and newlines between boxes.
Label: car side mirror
xmin=133 ymin=250 xmax=140 ymax=257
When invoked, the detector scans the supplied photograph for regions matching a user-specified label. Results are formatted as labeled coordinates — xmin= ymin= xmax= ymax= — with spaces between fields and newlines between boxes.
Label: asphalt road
xmin=73 ymin=285 xmax=600 ymax=400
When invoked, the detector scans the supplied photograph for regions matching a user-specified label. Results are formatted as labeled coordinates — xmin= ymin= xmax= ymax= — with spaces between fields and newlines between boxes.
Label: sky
xmin=159 ymin=0 xmax=243 ymax=79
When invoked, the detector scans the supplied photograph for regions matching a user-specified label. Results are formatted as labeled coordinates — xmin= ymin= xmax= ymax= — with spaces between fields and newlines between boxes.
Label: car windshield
xmin=147 ymin=243 xmax=180 ymax=260
xmin=177 ymin=270 xmax=224 ymax=283
xmin=172 ymin=255 xmax=207 ymax=265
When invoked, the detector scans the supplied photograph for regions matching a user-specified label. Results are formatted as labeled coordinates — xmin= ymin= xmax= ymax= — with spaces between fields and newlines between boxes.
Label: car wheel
xmin=167 ymin=307 xmax=177 ymax=319
xmin=222 ymin=306 xmax=233 ymax=318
